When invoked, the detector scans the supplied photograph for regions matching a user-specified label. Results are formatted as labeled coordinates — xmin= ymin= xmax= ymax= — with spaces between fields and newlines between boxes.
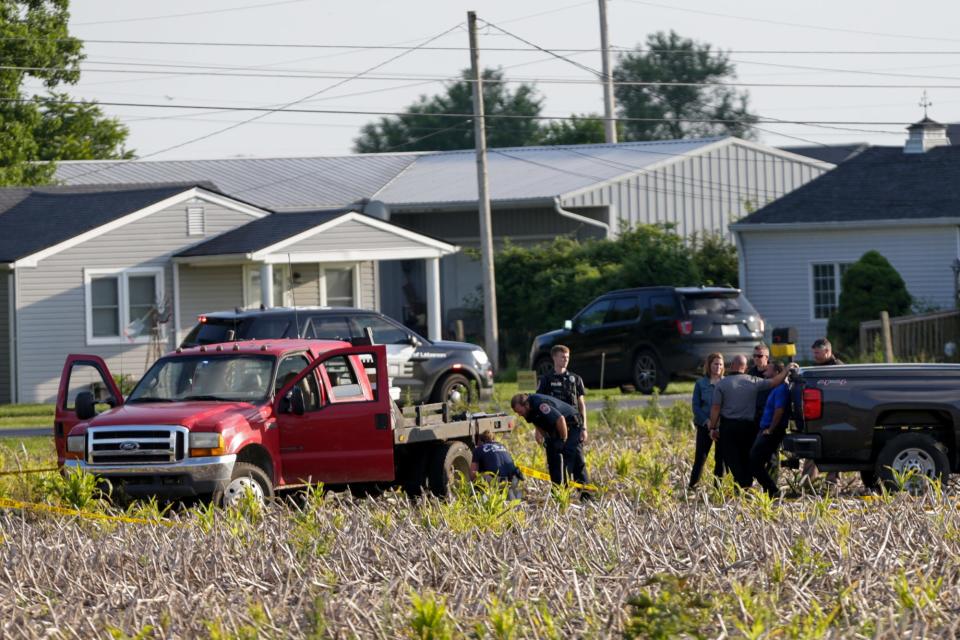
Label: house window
xmin=244 ymin=265 xmax=289 ymax=309
xmin=186 ymin=206 xmax=205 ymax=236
xmin=322 ymin=266 xmax=355 ymax=307
xmin=85 ymin=268 xmax=164 ymax=345
xmin=812 ymin=262 xmax=852 ymax=319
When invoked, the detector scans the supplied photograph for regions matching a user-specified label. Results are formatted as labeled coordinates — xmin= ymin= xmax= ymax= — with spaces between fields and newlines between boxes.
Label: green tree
xmin=827 ymin=251 xmax=912 ymax=353
xmin=537 ymin=114 xmax=607 ymax=146
xmin=613 ymin=31 xmax=757 ymax=141
xmin=494 ymin=224 xmax=699 ymax=357
xmin=0 ymin=0 xmax=132 ymax=185
xmin=353 ymin=67 xmax=542 ymax=152
xmin=691 ymin=232 xmax=738 ymax=287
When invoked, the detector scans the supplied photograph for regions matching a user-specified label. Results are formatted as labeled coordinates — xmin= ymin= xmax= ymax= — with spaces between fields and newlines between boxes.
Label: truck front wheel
xmin=876 ymin=433 xmax=949 ymax=494
xmin=215 ymin=462 xmax=274 ymax=507
xmin=428 ymin=441 xmax=472 ymax=497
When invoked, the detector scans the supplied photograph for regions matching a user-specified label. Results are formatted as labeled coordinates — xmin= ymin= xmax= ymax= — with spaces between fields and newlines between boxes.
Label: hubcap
xmin=891 ymin=447 xmax=937 ymax=493
xmin=634 ymin=355 xmax=657 ymax=390
xmin=447 ymin=382 xmax=469 ymax=402
xmin=223 ymin=476 xmax=265 ymax=507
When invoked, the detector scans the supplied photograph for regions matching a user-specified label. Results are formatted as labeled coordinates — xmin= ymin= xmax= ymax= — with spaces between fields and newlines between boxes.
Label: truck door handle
xmin=375 ymin=413 xmax=390 ymax=430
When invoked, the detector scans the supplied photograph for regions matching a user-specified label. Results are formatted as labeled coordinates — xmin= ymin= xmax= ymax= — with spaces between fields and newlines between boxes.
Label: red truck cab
xmin=59 ymin=339 xmax=398 ymax=504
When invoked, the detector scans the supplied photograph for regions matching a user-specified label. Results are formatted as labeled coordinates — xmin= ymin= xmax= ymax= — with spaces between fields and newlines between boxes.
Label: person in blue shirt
xmin=470 ymin=430 xmax=523 ymax=499
xmin=749 ymin=361 xmax=792 ymax=496
xmin=689 ymin=352 xmax=725 ymax=488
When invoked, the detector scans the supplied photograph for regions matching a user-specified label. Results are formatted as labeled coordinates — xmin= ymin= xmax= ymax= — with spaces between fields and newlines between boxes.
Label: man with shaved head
xmin=708 ymin=354 xmax=798 ymax=489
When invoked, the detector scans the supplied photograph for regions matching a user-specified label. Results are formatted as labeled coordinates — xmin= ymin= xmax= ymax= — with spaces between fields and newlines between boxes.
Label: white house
xmin=732 ymin=116 xmax=958 ymax=354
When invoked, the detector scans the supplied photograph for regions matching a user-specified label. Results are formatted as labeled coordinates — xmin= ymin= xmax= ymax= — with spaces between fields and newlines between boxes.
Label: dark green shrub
xmin=827 ymin=251 xmax=912 ymax=353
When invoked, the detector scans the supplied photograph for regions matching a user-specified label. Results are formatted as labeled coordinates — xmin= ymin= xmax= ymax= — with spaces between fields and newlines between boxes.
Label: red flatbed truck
xmin=56 ymin=339 xmax=513 ymax=504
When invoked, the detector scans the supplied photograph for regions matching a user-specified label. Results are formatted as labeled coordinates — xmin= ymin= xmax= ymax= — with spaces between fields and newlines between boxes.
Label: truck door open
xmin=275 ymin=344 xmax=394 ymax=485
xmin=55 ymin=355 xmax=123 ymax=464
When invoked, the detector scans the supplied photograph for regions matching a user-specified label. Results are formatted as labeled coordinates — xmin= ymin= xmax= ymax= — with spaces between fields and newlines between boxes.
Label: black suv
xmin=181 ymin=307 xmax=494 ymax=404
xmin=528 ymin=286 xmax=764 ymax=394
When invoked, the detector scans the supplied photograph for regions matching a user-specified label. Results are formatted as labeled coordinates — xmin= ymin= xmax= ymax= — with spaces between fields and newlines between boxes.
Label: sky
xmin=52 ymin=0 xmax=960 ymax=160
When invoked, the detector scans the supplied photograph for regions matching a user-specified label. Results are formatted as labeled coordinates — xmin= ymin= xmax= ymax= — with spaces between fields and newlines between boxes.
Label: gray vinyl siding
xmin=283 ymin=220 xmax=418 ymax=253
xmin=286 ymin=261 xmax=374 ymax=309
xmin=16 ymin=200 xmax=258 ymax=403
xmin=561 ymin=145 xmax=827 ymax=238
xmin=178 ymin=265 xmax=245 ymax=335
xmin=738 ymin=226 xmax=958 ymax=355
xmin=359 ymin=261 xmax=376 ymax=310
xmin=0 ymin=272 xmax=10 ymax=403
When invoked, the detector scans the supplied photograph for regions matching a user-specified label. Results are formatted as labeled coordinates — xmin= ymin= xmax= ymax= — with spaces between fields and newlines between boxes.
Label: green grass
xmin=0 ymin=403 xmax=54 ymax=429
xmin=495 ymin=380 xmax=695 ymax=399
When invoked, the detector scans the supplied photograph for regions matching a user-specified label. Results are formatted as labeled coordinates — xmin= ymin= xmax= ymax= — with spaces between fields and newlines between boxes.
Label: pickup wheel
xmin=632 ymin=350 xmax=668 ymax=395
xmin=214 ymin=462 xmax=274 ymax=508
xmin=428 ymin=441 xmax=472 ymax=497
xmin=433 ymin=373 xmax=474 ymax=404
xmin=876 ymin=433 xmax=949 ymax=495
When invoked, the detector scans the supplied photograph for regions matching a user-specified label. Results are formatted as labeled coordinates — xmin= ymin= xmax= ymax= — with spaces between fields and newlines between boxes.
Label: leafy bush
xmin=827 ymin=250 xmax=912 ymax=353
xmin=493 ymin=223 xmax=726 ymax=358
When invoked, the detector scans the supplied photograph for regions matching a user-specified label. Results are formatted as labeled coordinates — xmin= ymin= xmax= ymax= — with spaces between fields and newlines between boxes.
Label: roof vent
xmin=905 ymin=94 xmax=949 ymax=154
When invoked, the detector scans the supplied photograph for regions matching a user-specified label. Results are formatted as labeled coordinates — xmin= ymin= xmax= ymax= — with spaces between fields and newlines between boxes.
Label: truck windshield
xmin=127 ymin=355 xmax=276 ymax=403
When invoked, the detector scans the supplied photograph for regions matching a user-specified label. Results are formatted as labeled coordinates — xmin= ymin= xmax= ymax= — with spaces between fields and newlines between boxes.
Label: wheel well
xmin=236 ymin=444 xmax=274 ymax=483
xmin=875 ymin=409 xmax=952 ymax=428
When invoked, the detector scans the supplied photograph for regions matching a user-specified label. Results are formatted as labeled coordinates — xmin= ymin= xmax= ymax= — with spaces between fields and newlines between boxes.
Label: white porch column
xmin=259 ymin=263 xmax=273 ymax=308
xmin=425 ymin=256 xmax=442 ymax=341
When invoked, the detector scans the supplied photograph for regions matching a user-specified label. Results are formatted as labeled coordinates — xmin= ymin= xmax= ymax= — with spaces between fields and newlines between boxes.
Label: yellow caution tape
xmin=0 ymin=496 xmax=181 ymax=527
xmin=0 ymin=467 xmax=59 ymax=477
xmin=517 ymin=464 xmax=599 ymax=492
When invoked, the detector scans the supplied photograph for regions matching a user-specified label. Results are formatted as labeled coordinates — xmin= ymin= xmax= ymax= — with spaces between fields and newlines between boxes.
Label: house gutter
xmin=553 ymin=198 xmax=610 ymax=234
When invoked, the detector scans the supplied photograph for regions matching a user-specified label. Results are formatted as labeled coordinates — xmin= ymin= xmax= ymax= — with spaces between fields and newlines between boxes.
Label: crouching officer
xmin=470 ymin=430 xmax=523 ymax=499
xmin=510 ymin=392 xmax=591 ymax=494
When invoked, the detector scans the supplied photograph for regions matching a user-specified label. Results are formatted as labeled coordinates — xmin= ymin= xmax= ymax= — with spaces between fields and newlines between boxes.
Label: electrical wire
xmin=72 ymin=0 xmax=311 ymax=27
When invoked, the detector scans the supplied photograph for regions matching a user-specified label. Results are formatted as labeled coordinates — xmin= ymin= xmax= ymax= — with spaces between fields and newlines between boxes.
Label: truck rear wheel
xmin=215 ymin=462 xmax=274 ymax=507
xmin=428 ymin=441 xmax=472 ymax=497
xmin=876 ymin=433 xmax=948 ymax=494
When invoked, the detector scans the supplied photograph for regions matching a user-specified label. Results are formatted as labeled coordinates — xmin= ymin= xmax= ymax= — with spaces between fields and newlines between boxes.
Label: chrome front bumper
xmin=64 ymin=455 xmax=236 ymax=498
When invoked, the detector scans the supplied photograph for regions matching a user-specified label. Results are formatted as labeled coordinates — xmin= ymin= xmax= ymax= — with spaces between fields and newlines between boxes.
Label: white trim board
xmin=84 ymin=267 xmax=166 ymax=346
xmin=14 ymin=187 xmax=269 ymax=268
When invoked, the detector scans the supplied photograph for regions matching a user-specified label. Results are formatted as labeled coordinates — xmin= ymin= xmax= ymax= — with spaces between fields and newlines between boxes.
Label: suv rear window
xmin=182 ymin=317 xmax=294 ymax=346
xmin=682 ymin=292 xmax=757 ymax=316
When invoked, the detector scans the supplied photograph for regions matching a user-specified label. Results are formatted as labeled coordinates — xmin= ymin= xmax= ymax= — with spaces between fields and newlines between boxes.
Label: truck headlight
xmin=189 ymin=432 xmax=225 ymax=457
xmin=66 ymin=435 xmax=85 ymax=457
xmin=472 ymin=349 xmax=489 ymax=366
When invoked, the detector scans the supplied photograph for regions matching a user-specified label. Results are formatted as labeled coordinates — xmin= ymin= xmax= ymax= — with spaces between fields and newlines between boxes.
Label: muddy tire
xmin=427 ymin=441 xmax=472 ymax=497
xmin=213 ymin=462 xmax=274 ymax=507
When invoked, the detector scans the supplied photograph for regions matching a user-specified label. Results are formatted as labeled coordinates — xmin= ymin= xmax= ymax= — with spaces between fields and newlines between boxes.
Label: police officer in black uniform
xmin=537 ymin=344 xmax=588 ymax=441
xmin=510 ymin=392 xmax=591 ymax=492
xmin=470 ymin=430 xmax=523 ymax=499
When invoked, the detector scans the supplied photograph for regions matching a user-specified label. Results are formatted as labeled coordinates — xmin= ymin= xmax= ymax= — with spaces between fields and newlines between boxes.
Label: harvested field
xmin=2 ymin=402 xmax=960 ymax=638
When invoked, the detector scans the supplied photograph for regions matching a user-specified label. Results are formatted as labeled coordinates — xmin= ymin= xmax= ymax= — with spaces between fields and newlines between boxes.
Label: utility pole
xmin=598 ymin=0 xmax=617 ymax=143
xmin=467 ymin=11 xmax=499 ymax=366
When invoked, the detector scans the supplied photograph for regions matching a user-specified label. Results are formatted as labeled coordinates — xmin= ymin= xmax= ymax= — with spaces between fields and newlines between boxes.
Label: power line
xmin=62 ymin=23 xmax=465 ymax=176
xmin=478 ymin=18 xmax=603 ymax=79
xmin=620 ymin=0 xmax=960 ymax=45
xmin=72 ymin=0 xmax=311 ymax=27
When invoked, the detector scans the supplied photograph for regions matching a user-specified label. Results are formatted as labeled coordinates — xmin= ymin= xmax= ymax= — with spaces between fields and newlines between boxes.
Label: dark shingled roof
xmin=736 ymin=145 xmax=960 ymax=225
xmin=780 ymin=143 xmax=868 ymax=165
xmin=176 ymin=209 xmax=355 ymax=257
xmin=0 ymin=182 xmax=218 ymax=262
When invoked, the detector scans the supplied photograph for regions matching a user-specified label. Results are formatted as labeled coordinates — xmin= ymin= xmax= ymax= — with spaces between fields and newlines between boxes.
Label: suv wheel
xmin=632 ymin=350 xmax=667 ymax=395
xmin=876 ymin=433 xmax=948 ymax=494
xmin=534 ymin=357 xmax=553 ymax=380
xmin=433 ymin=373 xmax=474 ymax=404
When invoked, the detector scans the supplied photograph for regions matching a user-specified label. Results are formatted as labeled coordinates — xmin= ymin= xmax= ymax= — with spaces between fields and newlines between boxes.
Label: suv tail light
xmin=802 ymin=388 xmax=822 ymax=420
xmin=675 ymin=320 xmax=693 ymax=336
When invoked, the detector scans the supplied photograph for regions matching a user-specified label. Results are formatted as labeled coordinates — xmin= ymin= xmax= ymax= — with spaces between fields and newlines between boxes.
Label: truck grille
xmin=86 ymin=426 xmax=187 ymax=465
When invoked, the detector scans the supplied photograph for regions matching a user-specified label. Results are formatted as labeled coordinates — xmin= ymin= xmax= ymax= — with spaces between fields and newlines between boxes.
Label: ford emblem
xmin=119 ymin=441 xmax=139 ymax=451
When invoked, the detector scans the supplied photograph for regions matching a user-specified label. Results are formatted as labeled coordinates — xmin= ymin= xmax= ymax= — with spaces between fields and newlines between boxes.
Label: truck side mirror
xmin=563 ymin=319 xmax=573 ymax=331
xmin=75 ymin=391 xmax=97 ymax=420
xmin=285 ymin=386 xmax=305 ymax=416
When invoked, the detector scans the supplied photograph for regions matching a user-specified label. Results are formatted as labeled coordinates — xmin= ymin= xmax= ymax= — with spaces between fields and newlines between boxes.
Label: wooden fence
xmin=859 ymin=309 xmax=960 ymax=361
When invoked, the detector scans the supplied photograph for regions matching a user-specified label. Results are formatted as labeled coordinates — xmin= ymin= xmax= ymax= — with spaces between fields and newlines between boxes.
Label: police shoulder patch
xmin=539 ymin=403 xmax=551 ymax=414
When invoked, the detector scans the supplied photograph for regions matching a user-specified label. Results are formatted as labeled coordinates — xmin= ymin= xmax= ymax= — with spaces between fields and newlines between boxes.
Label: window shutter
xmin=186 ymin=206 xmax=205 ymax=236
